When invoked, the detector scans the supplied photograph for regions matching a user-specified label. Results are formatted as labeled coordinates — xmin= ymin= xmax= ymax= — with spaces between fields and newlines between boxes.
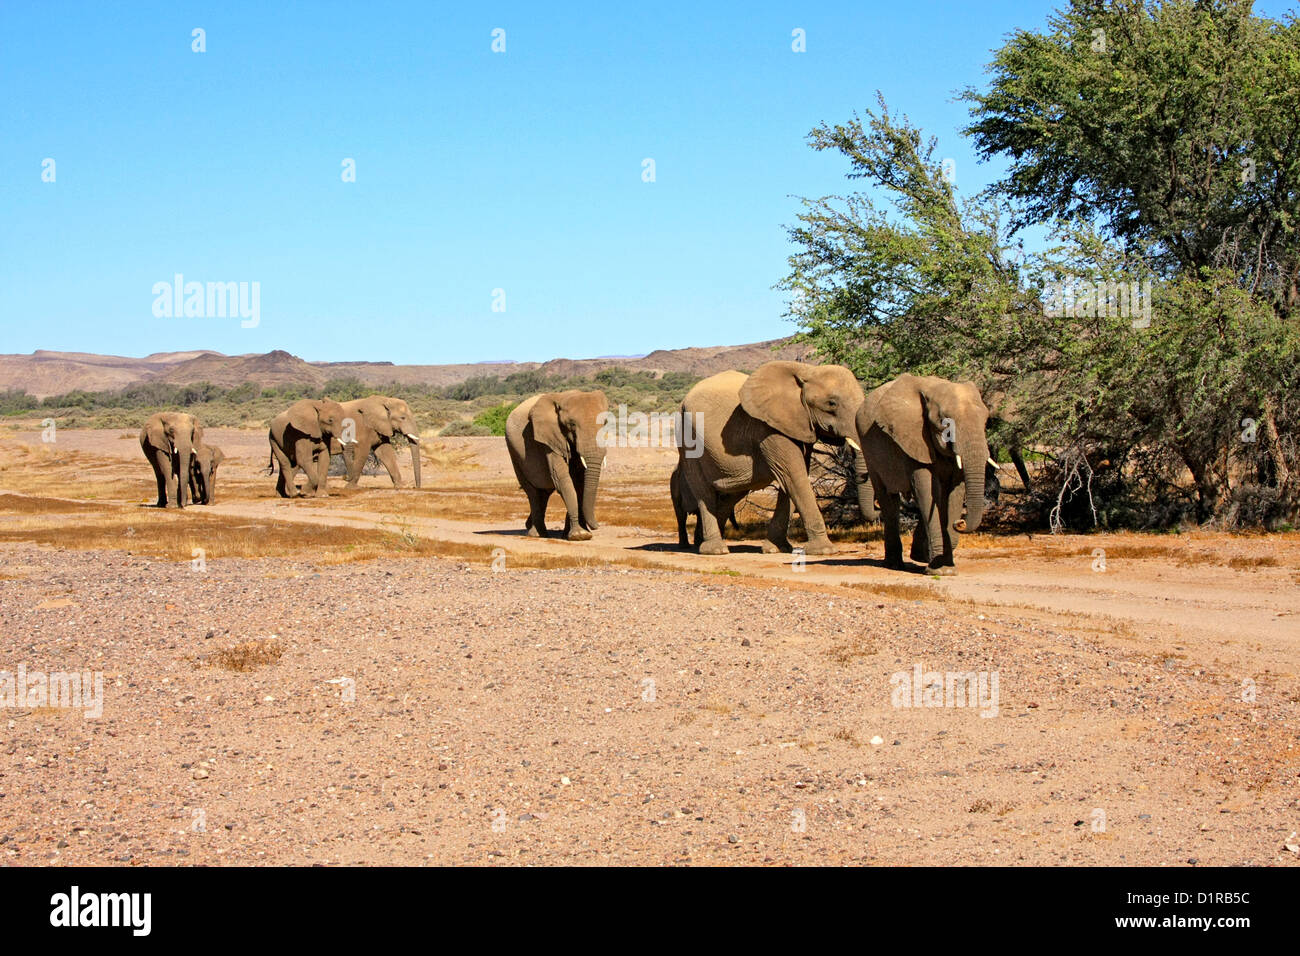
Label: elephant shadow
xmin=628 ymin=541 xmax=769 ymax=555
xmin=814 ymin=555 xmax=934 ymax=574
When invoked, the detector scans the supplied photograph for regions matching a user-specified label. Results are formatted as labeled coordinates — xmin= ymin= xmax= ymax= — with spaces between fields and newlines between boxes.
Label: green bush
xmin=472 ymin=402 xmax=517 ymax=436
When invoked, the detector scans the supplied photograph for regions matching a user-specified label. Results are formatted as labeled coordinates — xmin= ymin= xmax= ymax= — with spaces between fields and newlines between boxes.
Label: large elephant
xmin=856 ymin=374 xmax=993 ymax=574
xmin=188 ymin=444 xmax=225 ymax=505
xmin=676 ymin=362 xmax=864 ymax=555
xmin=139 ymin=412 xmax=203 ymax=509
xmin=505 ymin=390 xmax=608 ymax=540
xmin=267 ymin=398 xmax=348 ymax=498
xmin=327 ymin=396 xmax=422 ymax=489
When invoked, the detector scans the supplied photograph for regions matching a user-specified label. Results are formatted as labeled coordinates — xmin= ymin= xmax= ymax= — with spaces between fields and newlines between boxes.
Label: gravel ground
xmin=2 ymin=543 xmax=1296 ymax=866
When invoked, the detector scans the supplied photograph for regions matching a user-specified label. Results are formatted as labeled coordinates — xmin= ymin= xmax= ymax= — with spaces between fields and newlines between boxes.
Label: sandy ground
xmin=0 ymin=427 xmax=1297 ymax=865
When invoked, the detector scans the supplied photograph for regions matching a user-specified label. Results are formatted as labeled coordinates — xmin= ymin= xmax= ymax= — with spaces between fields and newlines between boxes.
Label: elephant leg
xmin=343 ymin=439 xmax=369 ymax=487
xmin=148 ymin=447 xmax=171 ymax=507
xmin=292 ymin=438 xmax=319 ymax=495
xmin=683 ymin=469 xmax=727 ymax=554
xmin=547 ymin=456 xmax=588 ymax=541
xmin=878 ymin=484 xmax=904 ymax=570
xmin=313 ymin=445 xmax=331 ymax=496
xmin=911 ymin=471 xmax=952 ymax=573
xmin=374 ymin=442 xmax=404 ymax=488
xmin=671 ymin=469 xmax=691 ymax=548
xmin=761 ymin=490 xmax=793 ymax=553
xmin=909 ymin=471 xmax=934 ymax=565
xmin=272 ymin=444 xmax=296 ymax=497
xmin=523 ymin=485 xmax=549 ymax=536
xmin=767 ymin=453 xmax=832 ymax=555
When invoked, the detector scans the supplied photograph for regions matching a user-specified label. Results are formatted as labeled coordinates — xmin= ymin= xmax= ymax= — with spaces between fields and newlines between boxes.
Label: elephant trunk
xmin=407 ymin=433 xmax=422 ymax=488
xmin=954 ymin=439 xmax=988 ymax=533
xmin=850 ymin=444 xmax=877 ymax=521
xmin=580 ymin=441 xmax=603 ymax=531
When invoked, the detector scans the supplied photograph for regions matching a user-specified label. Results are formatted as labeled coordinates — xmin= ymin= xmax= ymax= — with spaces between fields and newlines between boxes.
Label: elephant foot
xmin=884 ymin=556 xmax=906 ymax=571
xmin=761 ymin=538 xmax=791 ymax=554
xmin=802 ymin=538 xmax=835 ymax=556
xmin=928 ymin=564 xmax=957 ymax=576
xmin=698 ymin=539 xmax=729 ymax=556
xmin=525 ymin=526 xmax=542 ymax=537
xmin=566 ymin=528 xmax=592 ymax=542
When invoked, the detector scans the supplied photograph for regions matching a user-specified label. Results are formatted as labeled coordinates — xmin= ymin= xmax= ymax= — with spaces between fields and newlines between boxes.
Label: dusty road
xmin=0 ymin=428 xmax=1297 ymax=865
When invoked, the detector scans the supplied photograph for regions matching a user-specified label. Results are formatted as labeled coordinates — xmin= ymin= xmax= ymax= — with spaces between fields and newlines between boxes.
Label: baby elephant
xmin=188 ymin=445 xmax=225 ymax=505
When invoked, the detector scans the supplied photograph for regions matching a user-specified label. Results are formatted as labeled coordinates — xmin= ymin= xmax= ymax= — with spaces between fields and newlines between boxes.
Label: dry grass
xmin=202 ymin=638 xmax=285 ymax=671
xmin=838 ymin=580 xmax=946 ymax=602
xmin=0 ymin=493 xmax=117 ymax=514
xmin=0 ymin=501 xmax=668 ymax=572
xmin=828 ymin=633 xmax=881 ymax=665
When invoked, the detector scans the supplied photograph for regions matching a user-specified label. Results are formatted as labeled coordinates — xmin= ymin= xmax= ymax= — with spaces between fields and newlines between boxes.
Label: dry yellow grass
xmin=0 ymin=497 xmax=666 ymax=572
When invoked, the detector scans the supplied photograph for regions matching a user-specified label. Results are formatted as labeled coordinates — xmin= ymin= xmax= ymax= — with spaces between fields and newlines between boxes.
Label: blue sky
xmin=3 ymin=1 xmax=1292 ymax=365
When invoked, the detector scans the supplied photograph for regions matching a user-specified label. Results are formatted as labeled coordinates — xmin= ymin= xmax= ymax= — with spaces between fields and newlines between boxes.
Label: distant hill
xmin=0 ymin=339 xmax=812 ymax=399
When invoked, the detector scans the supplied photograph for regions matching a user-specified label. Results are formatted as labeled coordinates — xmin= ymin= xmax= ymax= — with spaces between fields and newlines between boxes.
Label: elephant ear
xmin=739 ymin=362 xmax=816 ymax=444
xmin=360 ymin=399 xmax=394 ymax=438
xmin=869 ymin=375 xmax=933 ymax=464
xmin=528 ymin=395 xmax=569 ymax=458
xmin=211 ymin=447 xmax=225 ymax=467
xmin=289 ymin=401 xmax=323 ymax=440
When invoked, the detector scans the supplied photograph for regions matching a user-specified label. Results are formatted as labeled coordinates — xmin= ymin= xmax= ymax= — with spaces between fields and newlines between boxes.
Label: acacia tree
xmin=784 ymin=0 xmax=1300 ymax=527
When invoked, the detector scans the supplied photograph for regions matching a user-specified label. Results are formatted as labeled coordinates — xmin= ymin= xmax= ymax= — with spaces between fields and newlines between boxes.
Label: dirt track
xmin=0 ymin=428 xmax=1297 ymax=865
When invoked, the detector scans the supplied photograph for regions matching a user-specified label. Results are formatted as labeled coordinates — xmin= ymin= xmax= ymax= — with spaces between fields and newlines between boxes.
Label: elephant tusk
xmin=955 ymin=454 xmax=963 ymax=470
xmin=987 ymin=457 xmax=1001 ymax=470
xmin=406 ymin=433 xmax=420 ymax=443
xmin=845 ymin=437 xmax=861 ymax=453
xmin=579 ymin=455 xmax=588 ymax=469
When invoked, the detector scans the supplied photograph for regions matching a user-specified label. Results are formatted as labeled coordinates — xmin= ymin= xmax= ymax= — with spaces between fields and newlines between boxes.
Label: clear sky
xmin=3 ymin=1 xmax=1293 ymax=364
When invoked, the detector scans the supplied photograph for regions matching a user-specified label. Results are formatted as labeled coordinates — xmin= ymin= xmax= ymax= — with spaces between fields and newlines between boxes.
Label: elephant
xmin=855 ymin=374 xmax=993 ymax=574
xmin=267 ymin=398 xmax=349 ymax=498
xmin=139 ymin=412 xmax=203 ymax=509
xmin=676 ymin=361 xmax=864 ymax=555
xmin=505 ymin=390 xmax=608 ymax=540
xmin=670 ymin=462 xmax=740 ymax=549
xmin=187 ymin=444 xmax=225 ymax=505
xmin=325 ymin=396 xmax=422 ymax=489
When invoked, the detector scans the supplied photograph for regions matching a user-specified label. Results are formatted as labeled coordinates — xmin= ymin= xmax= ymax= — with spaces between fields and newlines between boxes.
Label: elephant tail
xmin=265 ymin=449 xmax=276 ymax=476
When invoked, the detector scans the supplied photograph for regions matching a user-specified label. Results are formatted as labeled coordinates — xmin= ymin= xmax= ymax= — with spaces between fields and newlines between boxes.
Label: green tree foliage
xmin=783 ymin=0 xmax=1300 ymax=528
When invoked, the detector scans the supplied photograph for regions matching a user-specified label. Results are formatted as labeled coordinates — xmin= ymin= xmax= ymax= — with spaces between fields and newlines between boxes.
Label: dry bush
xmin=202 ymin=638 xmax=285 ymax=671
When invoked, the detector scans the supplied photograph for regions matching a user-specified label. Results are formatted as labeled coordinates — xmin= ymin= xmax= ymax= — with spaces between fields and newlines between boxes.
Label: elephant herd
xmin=138 ymin=396 xmax=422 ymax=509
xmin=138 ymin=362 xmax=995 ymax=574
xmin=507 ymin=361 xmax=996 ymax=574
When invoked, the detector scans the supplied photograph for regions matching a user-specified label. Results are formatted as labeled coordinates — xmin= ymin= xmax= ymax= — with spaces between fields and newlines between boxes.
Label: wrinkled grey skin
xmin=327 ymin=396 xmax=422 ymax=489
xmin=188 ymin=444 xmax=225 ymax=505
xmin=856 ymin=374 xmax=991 ymax=574
xmin=505 ymin=390 xmax=608 ymax=540
xmin=140 ymin=412 xmax=203 ymax=509
xmin=676 ymin=362 xmax=864 ymax=556
xmin=267 ymin=398 xmax=349 ymax=498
